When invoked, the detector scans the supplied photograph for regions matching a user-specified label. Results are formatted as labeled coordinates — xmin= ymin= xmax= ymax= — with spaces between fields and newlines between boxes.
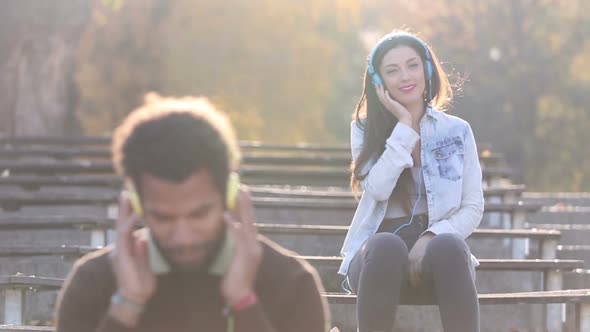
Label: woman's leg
xmin=422 ymin=233 xmax=479 ymax=332
xmin=348 ymin=233 xmax=409 ymax=332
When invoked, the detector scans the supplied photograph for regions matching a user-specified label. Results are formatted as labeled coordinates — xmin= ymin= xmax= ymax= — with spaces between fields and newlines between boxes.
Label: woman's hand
xmin=408 ymin=232 xmax=434 ymax=287
xmin=374 ymin=84 xmax=412 ymax=126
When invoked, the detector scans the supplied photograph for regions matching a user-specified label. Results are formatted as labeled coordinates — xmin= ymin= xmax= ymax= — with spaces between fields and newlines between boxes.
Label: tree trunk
xmin=0 ymin=1 xmax=90 ymax=136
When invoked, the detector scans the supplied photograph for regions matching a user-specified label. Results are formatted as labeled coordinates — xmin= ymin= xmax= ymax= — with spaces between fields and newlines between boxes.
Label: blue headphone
xmin=367 ymin=33 xmax=434 ymax=102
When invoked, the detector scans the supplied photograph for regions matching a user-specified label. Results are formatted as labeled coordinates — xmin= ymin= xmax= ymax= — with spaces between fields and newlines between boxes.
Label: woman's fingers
xmin=374 ymin=84 xmax=386 ymax=105
xmin=374 ymin=84 xmax=407 ymax=121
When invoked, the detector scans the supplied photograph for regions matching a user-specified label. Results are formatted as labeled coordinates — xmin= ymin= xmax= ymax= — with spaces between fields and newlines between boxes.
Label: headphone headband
xmin=367 ymin=33 xmax=434 ymax=94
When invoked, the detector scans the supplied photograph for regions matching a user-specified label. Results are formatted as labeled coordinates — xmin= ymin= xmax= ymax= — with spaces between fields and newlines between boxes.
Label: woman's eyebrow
xmin=383 ymin=57 xmax=419 ymax=68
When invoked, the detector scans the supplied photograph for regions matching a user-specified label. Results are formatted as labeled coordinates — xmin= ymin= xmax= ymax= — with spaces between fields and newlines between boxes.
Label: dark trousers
xmin=347 ymin=215 xmax=479 ymax=332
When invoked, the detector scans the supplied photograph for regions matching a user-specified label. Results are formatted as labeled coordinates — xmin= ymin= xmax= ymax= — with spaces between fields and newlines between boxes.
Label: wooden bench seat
xmin=0 ymin=195 xmax=542 ymax=255
xmin=0 ymin=326 xmax=53 ymax=331
xmin=326 ymin=290 xmax=590 ymax=331
xmin=0 ymin=246 xmax=577 ymax=272
xmin=0 ymin=275 xmax=586 ymax=329
xmin=0 ymin=246 xmax=96 ymax=257
xmin=0 ymin=175 xmax=525 ymax=203
xmin=0 ymin=175 xmax=122 ymax=188
xmin=0 ymin=161 xmax=512 ymax=185
xmin=0 ymin=192 xmax=541 ymax=212
xmin=325 ymin=289 xmax=590 ymax=305
xmin=526 ymin=223 xmax=590 ymax=231
xmin=0 ymin=148 xmax=353 ymax=167
xmin=257 ymin=223 xmax=558 ymax=239
xmin=0 ymin=216 xmax=554 ymax=255
xmin=250 ymin=184 xmax=526 ymax=200
xmin=0 ymin=216 xmax=113 ymax=231
xmin=0 ymin=275 xmax=63 ymax=325
xmin=0 ymin=137 xmax=351 ymax=152
xmin=0 ymin=247 xmax=581 ymax=309
xmin=302 ymin=256 xmax=583 ymax=271
xmin=0 ymin=137 xmax=504 ymax=161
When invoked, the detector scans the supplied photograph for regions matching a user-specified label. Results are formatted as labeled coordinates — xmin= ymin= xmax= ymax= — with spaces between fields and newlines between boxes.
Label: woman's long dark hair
xmin=351 ymin=30 xmax=453 ymax=210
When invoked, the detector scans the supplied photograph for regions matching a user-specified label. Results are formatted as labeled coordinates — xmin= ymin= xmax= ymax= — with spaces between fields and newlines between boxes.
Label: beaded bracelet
xmin=223 ymin=292 xmax=259 ymax=332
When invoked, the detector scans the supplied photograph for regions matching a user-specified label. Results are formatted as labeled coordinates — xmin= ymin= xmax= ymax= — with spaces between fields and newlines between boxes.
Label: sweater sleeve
xmin=276 ymin=263 xmax=329 ymax=332
xmin=55 ymin=258 xmax=136 ymax=332
xmin=235 ymin=263 xmax=328 ymax=332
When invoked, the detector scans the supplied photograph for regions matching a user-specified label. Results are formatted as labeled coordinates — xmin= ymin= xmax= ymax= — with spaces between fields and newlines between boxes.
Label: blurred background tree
xmin=1 ymin=0 xmax=589 ymax=191
xmin=77 ymin=0 xmax=363 ymax=143
xmin=0 ymin=0 xmax=90 ymax=136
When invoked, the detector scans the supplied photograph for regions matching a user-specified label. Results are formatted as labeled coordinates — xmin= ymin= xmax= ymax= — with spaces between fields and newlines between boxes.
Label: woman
xmin=338 ymin=30 xmax=484 ymax=332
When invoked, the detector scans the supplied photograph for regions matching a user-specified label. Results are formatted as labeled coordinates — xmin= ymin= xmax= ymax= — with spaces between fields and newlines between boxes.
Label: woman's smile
xmin=399 ymin=84 xmax=416 ymax=93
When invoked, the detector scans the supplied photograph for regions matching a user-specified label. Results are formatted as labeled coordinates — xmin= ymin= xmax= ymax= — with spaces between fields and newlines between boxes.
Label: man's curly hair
xmin=111 ymin=93 xmax=241 ymax=200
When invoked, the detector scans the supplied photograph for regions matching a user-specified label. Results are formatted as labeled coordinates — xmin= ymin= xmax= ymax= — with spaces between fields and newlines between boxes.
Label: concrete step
xmin=522 ymin=192 xmax=590 ymax=206
xmin=0 ymin=274 xmax=587 ymax=331
xmin=564 ymin=269 xmax=590 ymax=289
xmin=328 ymin=289 xmax=590 ymax=332
xmin=0 ymin=194 xmax=540 ymax=227
xmin=526 ymin=206 xmax=590 ymax=225
xmin=0 ymin=245 xmax=579 ymax=294
xmin=558 ymin=245 xmax=590 ymax=268
xmin=527 ymin=223 xmax=590 ymax=246
xmin=0 ymin=216 xmax=560 ymax=259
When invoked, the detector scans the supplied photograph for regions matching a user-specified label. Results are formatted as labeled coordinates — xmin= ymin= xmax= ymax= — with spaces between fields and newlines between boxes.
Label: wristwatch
xmin=111 ymin=292 xmax=145 ymax=314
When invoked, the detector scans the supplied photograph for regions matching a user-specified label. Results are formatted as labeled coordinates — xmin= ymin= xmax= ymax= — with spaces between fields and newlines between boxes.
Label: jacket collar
xmin=425 ymin=106 xmax=438 ymax=120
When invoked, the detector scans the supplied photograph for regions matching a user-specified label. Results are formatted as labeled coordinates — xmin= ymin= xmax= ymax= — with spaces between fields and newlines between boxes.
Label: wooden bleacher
xmin=0 ymin=137 xmax=588 ymax=331
xmin=0 ymin=137 xmax=508 ymax=187
xmin=0 ymin=160 xmax=512 ymax=187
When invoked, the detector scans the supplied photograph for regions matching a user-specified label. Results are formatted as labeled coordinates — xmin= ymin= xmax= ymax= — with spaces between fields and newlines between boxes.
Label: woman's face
xmin=378 ymin=45 xmax=426 ymax=108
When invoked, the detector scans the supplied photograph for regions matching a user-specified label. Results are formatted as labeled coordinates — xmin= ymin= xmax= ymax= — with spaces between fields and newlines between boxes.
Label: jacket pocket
xmin=432 ymin=138 xmax=465 ymax=181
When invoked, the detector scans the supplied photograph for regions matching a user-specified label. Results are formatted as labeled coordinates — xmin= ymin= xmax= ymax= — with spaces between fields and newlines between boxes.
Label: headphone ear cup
xmin=129 ymin=190 xmax=143 ymax=216
xmin=226 ymin=172 xmax=240 ymax=211
xmin=372 ymin=74 xmax=383 ymax=86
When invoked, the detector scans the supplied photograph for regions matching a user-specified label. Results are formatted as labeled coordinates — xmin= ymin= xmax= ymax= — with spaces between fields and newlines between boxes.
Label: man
xmin=55 ymin=95 xmax=329 ymax=332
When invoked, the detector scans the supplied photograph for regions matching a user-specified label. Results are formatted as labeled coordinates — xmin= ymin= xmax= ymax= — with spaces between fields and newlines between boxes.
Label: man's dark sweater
xmin=55 ymin=236 xmax=329 ymax=332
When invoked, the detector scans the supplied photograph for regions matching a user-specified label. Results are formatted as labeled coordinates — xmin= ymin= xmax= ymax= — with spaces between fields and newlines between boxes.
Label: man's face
xmin=138 ymin=169 xmax=225 ymax=270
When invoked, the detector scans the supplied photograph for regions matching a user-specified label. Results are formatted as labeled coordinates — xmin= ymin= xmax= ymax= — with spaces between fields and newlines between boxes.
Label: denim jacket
xmin=338 ymin=107 xmax=484 ymax=276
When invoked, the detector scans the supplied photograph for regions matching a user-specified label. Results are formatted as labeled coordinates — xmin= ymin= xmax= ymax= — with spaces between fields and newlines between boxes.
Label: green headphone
xmin=127 ymin=171 xmax=240 ymax=216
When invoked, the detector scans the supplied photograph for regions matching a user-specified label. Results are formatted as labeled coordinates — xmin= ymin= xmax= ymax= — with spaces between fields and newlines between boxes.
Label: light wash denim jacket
xmin=338 ymin=107 xmax=484 ymax=276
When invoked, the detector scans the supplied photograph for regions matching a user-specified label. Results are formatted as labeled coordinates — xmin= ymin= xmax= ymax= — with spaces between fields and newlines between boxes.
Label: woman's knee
xmin=362 ymin=232 xmax=409 ymax=264
xmin=425 ymin=233 xmax=470 ymax=263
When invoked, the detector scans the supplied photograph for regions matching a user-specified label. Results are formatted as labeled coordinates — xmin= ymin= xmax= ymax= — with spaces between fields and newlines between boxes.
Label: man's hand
xmin=109 ymin=192 xmax=157 ymax=326
xmin=221 ymin=188 xmax=263 ymax=307
xmin=408 ymin=232 xmax=435 ymax=287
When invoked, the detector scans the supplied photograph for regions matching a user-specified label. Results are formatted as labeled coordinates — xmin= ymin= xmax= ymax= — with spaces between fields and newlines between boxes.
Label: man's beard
xmin=154 ymin=225 xmax=227 ymax=274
